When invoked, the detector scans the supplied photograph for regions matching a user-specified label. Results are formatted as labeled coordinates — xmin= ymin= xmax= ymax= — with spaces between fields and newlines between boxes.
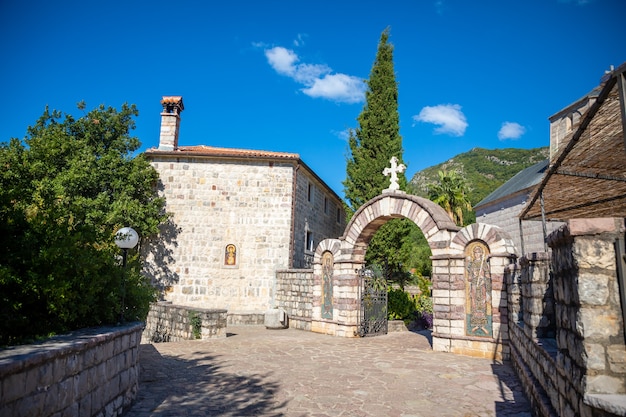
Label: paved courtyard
xmin=124 ymin=325 xmax=533 ymax=417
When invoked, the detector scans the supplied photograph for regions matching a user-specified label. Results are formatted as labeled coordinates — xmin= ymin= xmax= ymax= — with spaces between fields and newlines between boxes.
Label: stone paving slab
xmin=124 ymin=326 xmax=532 ymax=417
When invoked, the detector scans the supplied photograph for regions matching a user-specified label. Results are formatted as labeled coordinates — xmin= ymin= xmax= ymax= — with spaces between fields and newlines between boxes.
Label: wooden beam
xmin=617 ymin=70 xmax=626 ymax=152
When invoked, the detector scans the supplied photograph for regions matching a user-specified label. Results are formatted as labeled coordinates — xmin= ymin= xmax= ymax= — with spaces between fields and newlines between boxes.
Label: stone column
xmin=549 ymin=218 xmax=626 ymax=401
xmin=505 ymin=262 xmax=522 ymax=325
xmin=431 ymin=255 xmax=455 ymax=352
xmin=489 ymin=253 xmax=514 ymax=360
xmin=519 ymin=252 xmax=554 ymax=339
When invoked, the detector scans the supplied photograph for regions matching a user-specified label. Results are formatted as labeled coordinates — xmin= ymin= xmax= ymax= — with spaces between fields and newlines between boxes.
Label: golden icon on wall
xmin=225 ymin=244 xmax=236 ymax=266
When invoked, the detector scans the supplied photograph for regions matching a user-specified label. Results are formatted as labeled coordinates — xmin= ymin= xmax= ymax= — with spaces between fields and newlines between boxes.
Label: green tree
xmin=342 ymin=28 xmax=427 ymax=281
xmin=0 ymin=103 xmax=168 ymax=345
xmin=343 ymin=27 xmax=406 ymax=212
xmin=428 ymin=170 xmax=473 ymax=226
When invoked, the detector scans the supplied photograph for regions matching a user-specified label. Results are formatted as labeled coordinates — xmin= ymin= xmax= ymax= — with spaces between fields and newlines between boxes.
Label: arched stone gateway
xmin=311 ymin=190 xmax=517 ymax=360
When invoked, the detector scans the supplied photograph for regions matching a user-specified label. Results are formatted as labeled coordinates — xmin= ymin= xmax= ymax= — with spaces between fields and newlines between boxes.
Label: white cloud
xmin=497 ymin=122 xmax=526 ymax=140
xmin=413 ymin=104 xmax=468 ymax=136
xmin=265 ymin=47 xmax=299 ymax=77
xmin=302 ymin=73 xmax=365 ymax=104
xmin=292 ymin=62 xmax=332 ymax=85
xmin=263 ymin=45 xmax=365 ymax=104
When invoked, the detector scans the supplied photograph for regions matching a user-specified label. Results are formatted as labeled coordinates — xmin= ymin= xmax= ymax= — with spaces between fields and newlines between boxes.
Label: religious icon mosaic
xmin=321 ymin=251 xmax=334 ymax=319
xmin=465 ymin=240 xmax=492 ymax=337
xmin=225 ymin=244 xmax=237 ymax=266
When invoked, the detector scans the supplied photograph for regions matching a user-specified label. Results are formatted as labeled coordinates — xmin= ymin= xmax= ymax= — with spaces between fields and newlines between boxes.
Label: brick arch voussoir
xmin=342 ymin=192 xmax=460 ymax=257
xmin=313 ymin=238 xmax=342 ymax=265
xmin=450 ymin=222 xmax=517 ymax=256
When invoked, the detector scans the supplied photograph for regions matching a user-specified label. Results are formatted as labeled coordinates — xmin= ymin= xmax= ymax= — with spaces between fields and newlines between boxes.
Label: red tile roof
xmin=146 ymin=145 xmax=300 ymax=160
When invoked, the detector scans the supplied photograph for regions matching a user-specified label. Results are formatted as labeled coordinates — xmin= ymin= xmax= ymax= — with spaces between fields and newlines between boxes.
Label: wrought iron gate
xmin=357 ymin=266 xmax=388 ymax=337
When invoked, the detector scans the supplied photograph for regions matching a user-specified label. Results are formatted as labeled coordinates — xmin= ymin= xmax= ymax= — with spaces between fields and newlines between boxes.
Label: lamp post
xmin=115 ymin=227 xmax=139 ymax=323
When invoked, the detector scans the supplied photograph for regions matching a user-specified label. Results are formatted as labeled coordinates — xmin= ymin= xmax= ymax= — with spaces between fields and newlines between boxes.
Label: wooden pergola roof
xmin=520 ymin=63 xmax=626 ymax=221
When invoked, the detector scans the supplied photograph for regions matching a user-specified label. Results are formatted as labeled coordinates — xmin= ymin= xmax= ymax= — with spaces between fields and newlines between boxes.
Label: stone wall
xmin=0 ymin=323 xmax=142 ymax=417
xmin=147 ymin=156 xmax=294 ymax=314
xmin=506 ymin=256 xmax=560 ymax=416
xmin=227 ymin=312 xmax=265 ymax=325
xmin=292 ymin=167 xmax=346 ymax=269
xmin=142 ymin=302 xmax=227 ymax=343
xmin=145 ymin=155 xmax=345 ymax=319
xmin=506 ymin=218 xmax=626 ymax=417
xmin=275 ymin=269 xmax=313 ymax=331
xmin=520 ymin=252 xmax=555 ymax=339
xmin=551 ymin=219 xmax=625 ymax=410
xmin=431 ymin=222 xmax=516 ymax=361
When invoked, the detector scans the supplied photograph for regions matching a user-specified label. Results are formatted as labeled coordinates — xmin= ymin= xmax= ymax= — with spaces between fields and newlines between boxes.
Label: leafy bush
xmin=0 ymin=103 xmax=166 ymax=346
xmin=387 ymin=274 xmax=434 ymax=329
xmin=412 ymin=277 xmax=434 ymax=329
xmin=387 ymin=288 xmax=417 ymax=320
xmin=188 ymin=311 xmax=202 ymax=340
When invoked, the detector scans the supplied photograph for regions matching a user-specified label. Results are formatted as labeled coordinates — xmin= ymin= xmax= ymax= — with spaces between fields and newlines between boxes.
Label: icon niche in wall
xmin=225 ymin=244 xmax=237 ymax=266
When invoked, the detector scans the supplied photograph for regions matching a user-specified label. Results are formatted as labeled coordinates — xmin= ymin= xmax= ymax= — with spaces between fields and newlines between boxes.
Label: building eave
xmin=144 ymin=145 xmax=345 ymax=204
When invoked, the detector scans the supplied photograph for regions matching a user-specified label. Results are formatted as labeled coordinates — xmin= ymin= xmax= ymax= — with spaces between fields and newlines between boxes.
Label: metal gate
xmin=357 ymin=266 xmax=388 ymax=337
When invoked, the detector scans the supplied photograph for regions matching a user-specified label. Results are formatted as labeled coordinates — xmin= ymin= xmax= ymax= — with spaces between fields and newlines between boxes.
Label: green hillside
xmin=409 ymin=146 xmax=549 ymax=211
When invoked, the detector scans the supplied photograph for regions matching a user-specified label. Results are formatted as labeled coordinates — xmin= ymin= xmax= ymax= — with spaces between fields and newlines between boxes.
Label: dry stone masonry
xmin=0 ymin=323 xmax=142 ymax=417
xmin=274 ymin=269 xmax=314 ymax=331
xmin=506 ymin=218 xmax=626 ymax=417
xmin=142 ymin=302 xmax=227 ymax=343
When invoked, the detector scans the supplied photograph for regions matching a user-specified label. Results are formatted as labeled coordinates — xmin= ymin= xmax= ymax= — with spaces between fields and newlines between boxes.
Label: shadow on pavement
xmin=126 ymin=344 xmax=288 ymax=416
xmin=491 ymin=361 xmax=532 ymax=416
xmin=410 ymin=329 xmax=433 ymax=348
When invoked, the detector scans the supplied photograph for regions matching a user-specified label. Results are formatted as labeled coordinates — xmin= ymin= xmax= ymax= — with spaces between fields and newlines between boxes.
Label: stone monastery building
xmin=144 ymin=96 xmax=346 ymax=322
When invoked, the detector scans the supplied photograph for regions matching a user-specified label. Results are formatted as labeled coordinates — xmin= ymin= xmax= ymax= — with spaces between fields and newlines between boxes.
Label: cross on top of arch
xmin=383 ymin=156 xmax=406 ymax=193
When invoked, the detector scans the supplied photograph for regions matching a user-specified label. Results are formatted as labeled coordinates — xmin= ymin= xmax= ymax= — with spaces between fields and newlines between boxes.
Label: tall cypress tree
xmin=343 ymin=28 xmax=424 ymax=280
xmin=344 ymin=27 xmax=406 ymax=213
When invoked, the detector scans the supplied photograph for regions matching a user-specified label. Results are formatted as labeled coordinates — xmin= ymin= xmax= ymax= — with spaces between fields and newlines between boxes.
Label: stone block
xmin=579 ymin=308 xmax=621 ymax=339
xmin=568 ymin=218 xmax=618 ymax=235
xmin=584 ymin=343 xmax=606 ymax=371
xmin=586 ymin=374 xmax=626 ymax=395
xmin=573 ymin=239 xmax=616 ymax=270
xmin=264 ymin=308 xmax=289 ymax=329
xmin=607 ymin=345 xmax=626 ymax=374
xmin=578 ymin=272 xmax=611 ymax=305
xmin=432 ymin=337 xmax=451 ymax=353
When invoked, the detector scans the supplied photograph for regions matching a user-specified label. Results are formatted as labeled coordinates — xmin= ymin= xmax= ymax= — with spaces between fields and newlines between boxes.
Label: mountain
xmin=409 ymin=146 xmax=549 ymax=211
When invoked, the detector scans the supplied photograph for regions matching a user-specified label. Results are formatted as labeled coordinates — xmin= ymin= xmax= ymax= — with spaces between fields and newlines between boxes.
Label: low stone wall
xmin=506 ymin=218 xmax=626 ymax=417
xmin=0 ymin=323 xmax=142 ymax=417
xmin=142 ymin=302 xmax=227 ymax=343
xmin=505 ymin=262 xmax=560 ymax=417
xmin=227 ymin=312 xmax=265 ymax=325
xmin=388 ymin=320 xmax=409 ymax=332
xmin=275 ymin=269 xmax=313 ymax=331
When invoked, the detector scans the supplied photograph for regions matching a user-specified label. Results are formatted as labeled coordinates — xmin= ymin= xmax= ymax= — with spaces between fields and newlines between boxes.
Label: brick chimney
xmin=158 ymin=96 xmax=184 ymax=150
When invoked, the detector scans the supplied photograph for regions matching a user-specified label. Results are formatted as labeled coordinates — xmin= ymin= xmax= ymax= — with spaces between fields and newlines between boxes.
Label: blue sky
xmin=1 ymin=0 xmax=624 ymax=198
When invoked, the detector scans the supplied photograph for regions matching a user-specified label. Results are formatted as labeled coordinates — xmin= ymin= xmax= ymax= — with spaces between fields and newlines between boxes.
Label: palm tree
xmin=428 ymin=170 xmax=473 ymax=226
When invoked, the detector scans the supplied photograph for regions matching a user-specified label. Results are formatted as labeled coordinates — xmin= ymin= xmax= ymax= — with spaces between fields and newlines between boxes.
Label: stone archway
xmin=311 ymin=190 xmax=516 ymax=360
